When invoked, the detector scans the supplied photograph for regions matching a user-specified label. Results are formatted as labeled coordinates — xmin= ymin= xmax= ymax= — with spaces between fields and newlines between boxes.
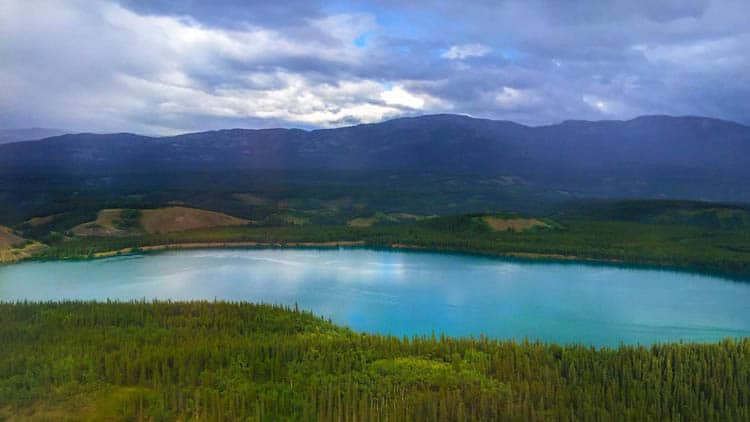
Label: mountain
xmin=0 ymin=128 xmax=69 ymax=144
xmin=1 ymin=114 xmax=749 ymax=202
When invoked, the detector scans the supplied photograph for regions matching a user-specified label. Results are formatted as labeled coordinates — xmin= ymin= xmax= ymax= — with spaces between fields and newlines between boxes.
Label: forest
xmin=33 ymin=210 xmax=750 ymax=280
xmin=1 ymin=301 xmax=748 ymax=421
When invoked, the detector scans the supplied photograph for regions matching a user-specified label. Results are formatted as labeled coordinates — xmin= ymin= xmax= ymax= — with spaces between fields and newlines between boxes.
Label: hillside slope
xmin=1 ymin=114 xmax=749 ymax=203
xmin=71 ymin=207 xmax=251 ymax=236
xmin=0 ymin=226 xmax=44 ymax=262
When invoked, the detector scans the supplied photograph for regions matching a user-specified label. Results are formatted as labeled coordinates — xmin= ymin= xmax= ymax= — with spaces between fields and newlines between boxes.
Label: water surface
xmin=1 ymin=248 xmax=749 ymax=346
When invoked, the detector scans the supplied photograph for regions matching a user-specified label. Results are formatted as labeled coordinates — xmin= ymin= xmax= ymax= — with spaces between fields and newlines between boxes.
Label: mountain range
xmin=0 ymin=128 xmax=69 ymax=144
xmin=1 ymin=114 xmax=749 ymax=202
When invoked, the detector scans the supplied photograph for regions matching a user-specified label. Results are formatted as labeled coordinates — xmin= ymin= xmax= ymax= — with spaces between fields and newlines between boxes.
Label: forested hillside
xmin=1 ymin=302 xmax=748 ymax=420
xmin=2 ymin=114 xmax=749 ymax=204
xmin=32 ymin=210 xmax=750 ymax=279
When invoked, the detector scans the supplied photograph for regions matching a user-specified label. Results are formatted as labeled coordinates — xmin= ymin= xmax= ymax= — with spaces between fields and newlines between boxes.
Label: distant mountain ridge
xmin=1 ymin=114 xmax=749 ymax=202
xmin=0 ymin=128 xmax=69 ymax=144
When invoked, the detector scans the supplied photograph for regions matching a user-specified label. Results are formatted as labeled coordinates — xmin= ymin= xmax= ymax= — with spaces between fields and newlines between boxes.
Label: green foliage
xmin=0 ymin=302 xmax=748 ymax=420
xmin=0 ymin=171 xmax=565 ymax=227
xmin=35 ymin=210 xmax=750 ymax=279
xmin=421 ymin=214 xmax=492 ymax=234
xmin=17 ymin=209 xmax=99 ymax=242
xmin=572 ymin=200 xmax=750 ymax=229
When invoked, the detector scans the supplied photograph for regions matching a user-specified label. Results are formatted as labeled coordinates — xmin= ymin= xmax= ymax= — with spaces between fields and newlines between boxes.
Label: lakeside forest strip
xmin=1 ymin=301 xmax=749 ymax=420
xmin=27 ymin=215 xmax=750 ymax=280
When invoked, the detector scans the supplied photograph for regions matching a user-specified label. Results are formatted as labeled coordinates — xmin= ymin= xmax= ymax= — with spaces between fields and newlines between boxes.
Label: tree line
xmin=35 ymin=214 xmax=750 ymax=279
xmin=1 ymin=301 xmax=748 ymax=420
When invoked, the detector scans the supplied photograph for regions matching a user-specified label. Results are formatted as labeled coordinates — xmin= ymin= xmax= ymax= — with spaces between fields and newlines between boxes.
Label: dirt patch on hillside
xmin=25 ymin=214 xmax=60 ymax=227
xmin=480 ymin=216 xmax=549 ymax=232
xmin=347 ymin=217 xmax=378 ymax=227
xmin=72 ymin=207 xmax=251 ymax=237
xmin=0 ymin=226 xmax=26 ymax=249
xmin=0 ymin=226 xmax=46 ymax=263
xmin=140 ymin=207 xmax=250 ymax=234
xmin=71 ymin=209 xmax=132 ymax=236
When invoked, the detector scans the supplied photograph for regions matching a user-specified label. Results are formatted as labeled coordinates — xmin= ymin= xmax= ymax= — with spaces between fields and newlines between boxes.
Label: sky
xmin=1 ymin=0 xmax=749 ymax=134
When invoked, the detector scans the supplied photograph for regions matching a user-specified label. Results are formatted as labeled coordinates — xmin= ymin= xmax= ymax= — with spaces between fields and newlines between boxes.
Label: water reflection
xmin=1 ymin=248 xmax=749 ymax=346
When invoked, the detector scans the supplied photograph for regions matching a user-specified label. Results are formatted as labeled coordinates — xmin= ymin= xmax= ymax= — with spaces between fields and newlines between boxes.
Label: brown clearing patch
xmin=0 ymin=226 xmax=46 ymax=263
xmin=0 ymin=226 xmax=26 ymax=249
xmin=139 ymin=207 xmax=250 ymax=234
xmin=72 ymin=207 xmax=251 ymax=237
xmin=71 ymin=209 xmax=131 ymax=236
xmin=347 ymin=217 xmax=378 ymax=227
xmin=25 ymin=214 xmax=60 ymax=227
xmin=480 ymin=216 xmax=549 ymax=232
xmin=0 ymin=242 xmax=46 ymax=263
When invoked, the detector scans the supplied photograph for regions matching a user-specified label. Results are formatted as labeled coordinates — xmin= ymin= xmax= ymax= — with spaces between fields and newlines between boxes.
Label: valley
xmin=6 ymin=0 xmax=750 ymax=418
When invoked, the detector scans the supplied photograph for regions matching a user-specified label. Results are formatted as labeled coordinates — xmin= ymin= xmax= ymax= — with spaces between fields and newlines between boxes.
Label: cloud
xmin=1 ymin=0 xmax=749 ymax=133
xmin=441 ymin=43 xmax=491 ymax=60
xmin=0 ymin=1 xmax=403 ymax=132
xmin=495 ymin=87 xmax=540 ymax=110
xmin=381 ymin=86 xmax=425 ymax=109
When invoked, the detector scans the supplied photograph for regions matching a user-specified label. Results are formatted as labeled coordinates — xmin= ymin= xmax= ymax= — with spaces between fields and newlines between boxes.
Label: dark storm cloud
xmin=1 ymin=0 xmax=748 ymax=133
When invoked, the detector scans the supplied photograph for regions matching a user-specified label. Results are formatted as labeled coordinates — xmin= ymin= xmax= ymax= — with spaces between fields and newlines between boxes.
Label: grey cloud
xmin=118 ymin=0 xmax=327 ymax=29
xmin=1 ymin=0 xmax=749 ymax=133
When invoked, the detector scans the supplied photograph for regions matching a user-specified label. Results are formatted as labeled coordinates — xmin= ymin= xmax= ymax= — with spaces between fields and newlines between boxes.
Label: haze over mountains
xmin=0 ymin=128 xmax=68 ymax=144
xmin=2 ymin=114 xmax=749 ymax=203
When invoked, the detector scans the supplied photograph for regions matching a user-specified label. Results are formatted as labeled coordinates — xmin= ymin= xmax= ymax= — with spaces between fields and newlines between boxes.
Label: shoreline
xmin=90 ymin=240 xmax=368 ymax=258
xmin=0 ymin=241 xmax=47 ymax=264
xmin=84 ymin=241 xmax=618 ymax=267
xmin=14 ymin=238 xmax=748 ymax=282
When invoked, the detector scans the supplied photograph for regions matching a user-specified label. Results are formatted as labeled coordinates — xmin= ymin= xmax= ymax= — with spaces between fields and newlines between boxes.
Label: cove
xmin=1 ymin=248 xmax=749 ymax=347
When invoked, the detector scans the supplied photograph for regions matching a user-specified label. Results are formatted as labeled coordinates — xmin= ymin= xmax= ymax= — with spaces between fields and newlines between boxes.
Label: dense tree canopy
xmin=1 ymin=301 xmax=748 ymax=420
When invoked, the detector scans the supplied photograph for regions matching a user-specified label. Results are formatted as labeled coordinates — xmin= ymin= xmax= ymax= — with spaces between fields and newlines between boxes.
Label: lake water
xmin=1 ymin=248 xmax=749 ymax=346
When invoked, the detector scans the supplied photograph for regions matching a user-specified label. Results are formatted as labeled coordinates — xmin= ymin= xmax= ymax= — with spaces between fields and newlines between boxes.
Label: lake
xmin=1 ymin=248 xmax=749 ymax=346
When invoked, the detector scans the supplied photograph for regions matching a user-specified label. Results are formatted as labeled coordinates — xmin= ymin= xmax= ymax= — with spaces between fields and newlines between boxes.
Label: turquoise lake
xmin=1 ymin=248 xmax=749 ymax=346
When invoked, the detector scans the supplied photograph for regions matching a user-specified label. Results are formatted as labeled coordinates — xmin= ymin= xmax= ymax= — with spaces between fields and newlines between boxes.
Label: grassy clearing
xmin=348 ymin=212 xmax=427 ymax=227
xmin=479 ymin=215 xmax=550 ymax=232
xmin=139 ymin=206 xmax=250 ymax=234
xmin=23 ymin=214 xmax=60 ymax=228
xmin=0 ymin=242 xmax=46 ymax=263
xmin=0 ymin=226 xmax=46 ymax=263
xmin=71 ymin=207 xmax=251 ymax=237
xmin=347 ymin=216 xmax=378 ymax=227
xmin=0 ymin=226 xmax=25 ymax=249
xmin=71 ymin=209 xmax=132 ymax=236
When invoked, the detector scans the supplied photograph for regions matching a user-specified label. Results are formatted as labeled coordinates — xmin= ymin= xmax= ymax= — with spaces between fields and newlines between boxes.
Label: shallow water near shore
xmin=1 ymin=248 xmax=749 ymax=347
